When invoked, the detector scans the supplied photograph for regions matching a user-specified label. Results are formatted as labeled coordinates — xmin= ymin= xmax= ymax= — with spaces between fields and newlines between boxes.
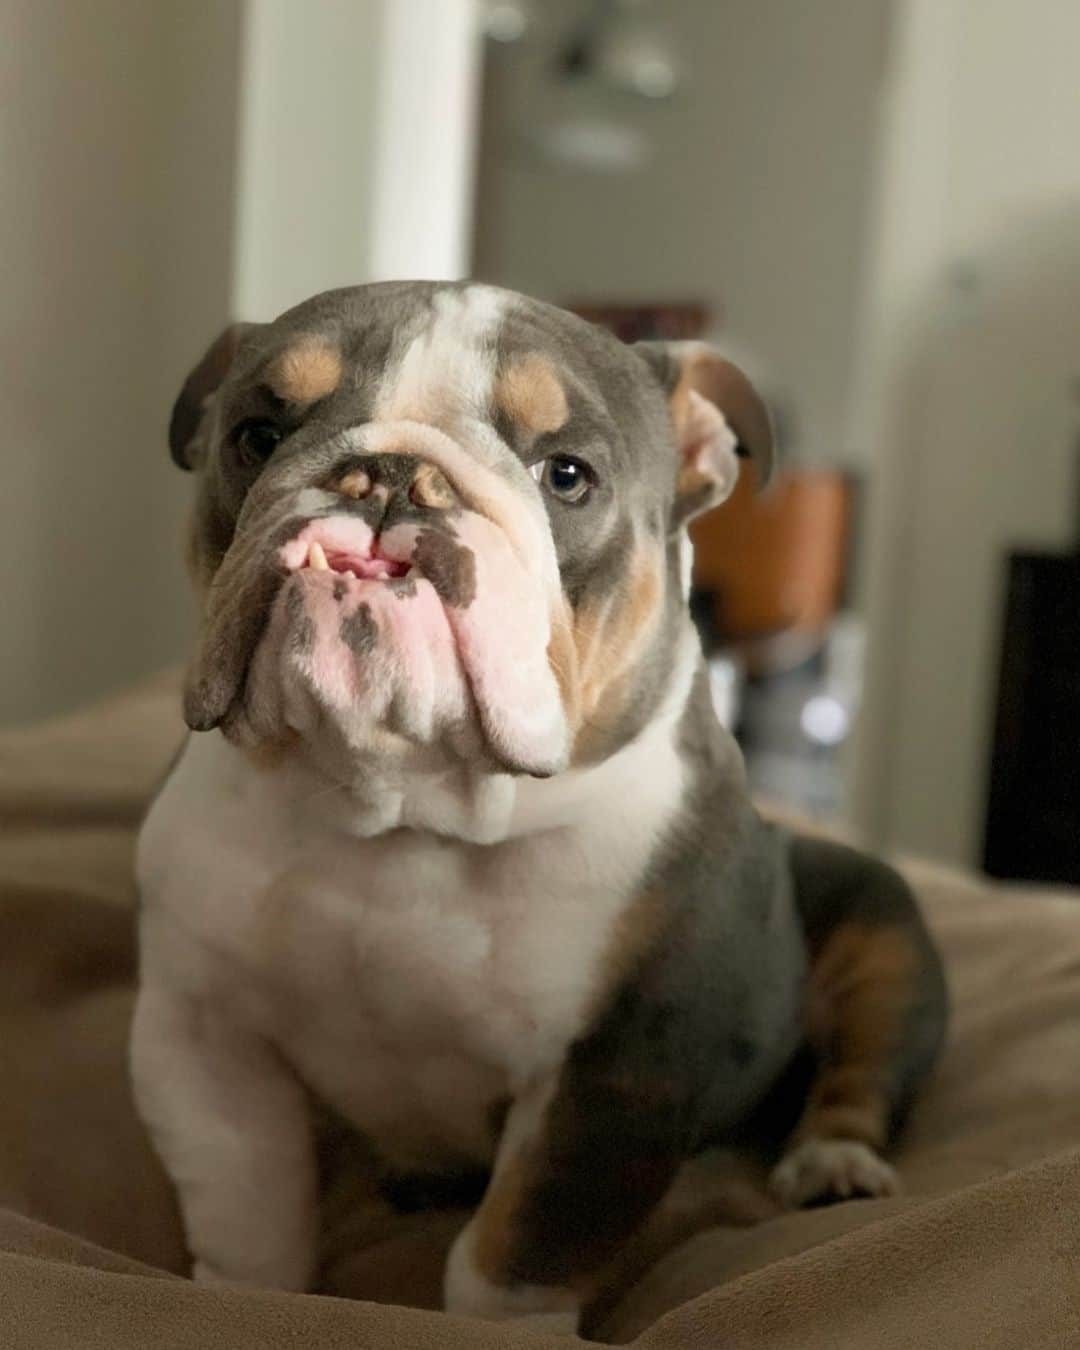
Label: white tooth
xmin=345 ymin=569 xmax=356 ymax=580
xmin=308 ymin=540 xmax=329 ymax=571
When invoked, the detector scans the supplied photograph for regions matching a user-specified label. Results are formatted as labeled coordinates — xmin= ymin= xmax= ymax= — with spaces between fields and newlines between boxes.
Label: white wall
xmin=0 ymin=0 xmax=243 ymax=724
xmin=473 ymin=0 xmax=892 ymax=468
xmin=232 ymin=0 xmax=386 ymax=320
xmin=852 ymin=0 xmax=1080 ymax=865
xmin=234 ymin=0 xmax=480 ymax=320
xmin=2 ymin=0 xmax=481 ymax=725
xmin=368 ymin=0 xmax=481 ymax=283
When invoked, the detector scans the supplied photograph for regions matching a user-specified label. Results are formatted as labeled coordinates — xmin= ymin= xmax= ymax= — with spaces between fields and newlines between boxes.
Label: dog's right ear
xmin=169 ymin=323 xmax=257 ymax=470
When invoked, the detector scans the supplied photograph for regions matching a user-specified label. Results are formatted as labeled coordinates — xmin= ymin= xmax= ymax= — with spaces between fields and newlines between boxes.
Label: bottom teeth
xmin=297 ymin=540 xmax=410 ymax=582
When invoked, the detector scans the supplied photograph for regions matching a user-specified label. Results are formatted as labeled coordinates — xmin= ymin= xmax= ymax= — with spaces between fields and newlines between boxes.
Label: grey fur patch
xmin=284 ymin=583 xmax=315 ymax=655
xmin=412 ymin=530 xmax=477 ymax=608
xmin=339 ymin=604 xmax=378 ymax=654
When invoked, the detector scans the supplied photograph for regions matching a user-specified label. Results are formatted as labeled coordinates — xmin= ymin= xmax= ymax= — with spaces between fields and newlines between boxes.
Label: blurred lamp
xmin=596 ymin=4 xmax=680 ymax=99
xmin=480 ymin=0 xmax=531 ymax=44
xmin=528 ymin=118 xmax=649 ymax=172
xmin=800 ymin=695 xmax=850 ymax=748
xmin=558 ymin=0 xmax=682 ymax=100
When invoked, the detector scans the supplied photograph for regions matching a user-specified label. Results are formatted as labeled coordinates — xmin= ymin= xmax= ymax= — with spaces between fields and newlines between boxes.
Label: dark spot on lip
xmin=412 ymin=529 xmax=477 ymax=608
xmin=332 ymin=576 xmax=348 ymax=601
xmin=388 ymin=573 xmax=418 ymax=599
xmin=284 ymin=583 xmax=315 ymax=654
xmin=339 ymin=603 xmax=378 ymax=654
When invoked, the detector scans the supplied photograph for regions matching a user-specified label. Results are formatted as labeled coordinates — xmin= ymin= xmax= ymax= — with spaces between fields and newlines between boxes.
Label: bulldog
xmin=132 ymin=282 xmax=946 ymax=1335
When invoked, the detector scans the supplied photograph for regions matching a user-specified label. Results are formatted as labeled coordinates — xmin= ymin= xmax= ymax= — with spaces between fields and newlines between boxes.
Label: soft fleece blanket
xmin=1 ymin=674 xmax=1078 ymax=1347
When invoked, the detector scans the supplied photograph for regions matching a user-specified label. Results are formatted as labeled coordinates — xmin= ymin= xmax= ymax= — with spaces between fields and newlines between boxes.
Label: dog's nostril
xmin=338 ymin=469 xmax=372 ymax=500
xmin=410 ymin=465 xmax=456 ymax=511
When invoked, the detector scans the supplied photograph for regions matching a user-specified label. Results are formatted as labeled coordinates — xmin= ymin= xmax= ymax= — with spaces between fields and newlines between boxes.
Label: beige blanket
xmin=2 ymin=675 xmax=1079 ymax=1347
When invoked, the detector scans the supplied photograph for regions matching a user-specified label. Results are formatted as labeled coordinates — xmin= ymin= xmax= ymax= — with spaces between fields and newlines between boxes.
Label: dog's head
xmin=172 ymin=283 xmax=771 ymax=780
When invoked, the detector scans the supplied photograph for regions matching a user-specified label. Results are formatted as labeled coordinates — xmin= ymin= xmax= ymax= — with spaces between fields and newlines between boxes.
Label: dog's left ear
xmin=169 ymin=322 xmax=258 ymax=470
xmin=635 ymin=341 xmax=775 ymax=527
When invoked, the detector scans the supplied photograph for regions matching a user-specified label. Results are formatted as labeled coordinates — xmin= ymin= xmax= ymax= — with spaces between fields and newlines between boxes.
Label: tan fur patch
xmin=337 ymin=468 xmax=372 ymax=500
xmin=566 ymin=547 xmax=664 ymax=762
xmin=546 ymin=605 xmax=582 ymax=730
xmin=266 ymin=338 xmax=342 ymax=405
xmin=796 ymin=923 xmax=918 ymax=1149
xmin=495 ymin=355 xmax=569 ymax=435
xmin=470 ymin=1114 xmax=659 ymax=1300
xmin=410 ymin=463 xmax=457 ymax=510
xmin=471 ymin=1150 xmax=533 ymax=1285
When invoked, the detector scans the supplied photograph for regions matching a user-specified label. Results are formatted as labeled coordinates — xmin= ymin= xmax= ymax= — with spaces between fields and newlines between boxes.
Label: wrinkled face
xmin=173 ymin=283 xmax=771 ymax=780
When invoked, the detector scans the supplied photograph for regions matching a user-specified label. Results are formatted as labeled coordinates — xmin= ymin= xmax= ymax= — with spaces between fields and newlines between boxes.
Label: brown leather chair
xmin=691 ymin=466 xmax=853 ymax=672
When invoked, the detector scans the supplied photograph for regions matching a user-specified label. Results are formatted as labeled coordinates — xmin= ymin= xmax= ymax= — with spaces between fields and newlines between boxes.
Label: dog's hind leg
xmin=770 ymin=836 xmax=947 ymax=1208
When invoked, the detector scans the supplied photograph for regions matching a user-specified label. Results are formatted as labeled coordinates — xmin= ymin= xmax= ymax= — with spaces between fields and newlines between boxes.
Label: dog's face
xmin=171 ymin=283 xmax=771 ymax=779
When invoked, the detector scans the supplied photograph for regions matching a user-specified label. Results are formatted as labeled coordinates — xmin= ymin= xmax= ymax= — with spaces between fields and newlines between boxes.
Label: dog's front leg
xmin=131 ymin=985 xmax=317 ymax=1291
xmin=444 ymin=1070 xmax=680 ymax=1335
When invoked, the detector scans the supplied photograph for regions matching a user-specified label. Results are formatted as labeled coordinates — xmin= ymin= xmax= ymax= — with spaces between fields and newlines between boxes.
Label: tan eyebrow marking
xmin=265 ymin=337 xmax=342 ymax=404
xmin=494 ymin=354 xmax=570 ymax=435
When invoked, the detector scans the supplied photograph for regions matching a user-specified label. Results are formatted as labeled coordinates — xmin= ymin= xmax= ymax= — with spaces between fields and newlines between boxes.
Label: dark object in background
xmin=691 ymin=467 xmax=854 ymax=675
xmin=568 ymin=301 xmax=710 ymax=344
xmin=983 ymin=552 xmax=1080 ymax=884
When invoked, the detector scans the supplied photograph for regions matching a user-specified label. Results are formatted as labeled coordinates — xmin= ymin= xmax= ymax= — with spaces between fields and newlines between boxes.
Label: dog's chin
xmin=201 ymin=506 xmax=571 ymax=780
xmin=235 ymin=565 xmax=478 ymax=768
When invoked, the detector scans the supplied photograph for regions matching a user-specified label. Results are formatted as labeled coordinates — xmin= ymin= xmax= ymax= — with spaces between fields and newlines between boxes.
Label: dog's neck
xmin=216 ymin=621 xmax=706 ymax=848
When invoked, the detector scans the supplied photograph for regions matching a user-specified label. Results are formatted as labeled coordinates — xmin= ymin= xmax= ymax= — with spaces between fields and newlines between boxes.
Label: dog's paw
xmin=770 ymin=1138 xmax=901 ymax=1209
xmin=444 ymin=1221 xmax=581 ymax=1334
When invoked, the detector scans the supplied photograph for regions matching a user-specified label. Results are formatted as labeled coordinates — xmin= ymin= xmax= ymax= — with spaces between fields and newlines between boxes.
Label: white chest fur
xmin=136 ymin=668 xmax=691 ymax=1172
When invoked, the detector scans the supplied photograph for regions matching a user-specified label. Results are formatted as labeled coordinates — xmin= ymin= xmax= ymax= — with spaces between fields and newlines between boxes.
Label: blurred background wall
xmin=1 ymin=1 xmax=243 ymax=724
xmin=0 ymin=0 xmax=476 ymax=724
xmin=3 ymin=0 xmax=1078 ymax=878
xmin=852 ymin=0 xmax=1080 ymax=865
xmin=474 ymin=0 xmax=891 ymax=471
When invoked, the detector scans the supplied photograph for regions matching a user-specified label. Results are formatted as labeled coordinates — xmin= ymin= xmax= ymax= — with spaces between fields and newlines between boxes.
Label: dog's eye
xmin=231 ymin=418 xmax=283 ymax=467
xmin=530 ymin=455 xmax=592 ymax=504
